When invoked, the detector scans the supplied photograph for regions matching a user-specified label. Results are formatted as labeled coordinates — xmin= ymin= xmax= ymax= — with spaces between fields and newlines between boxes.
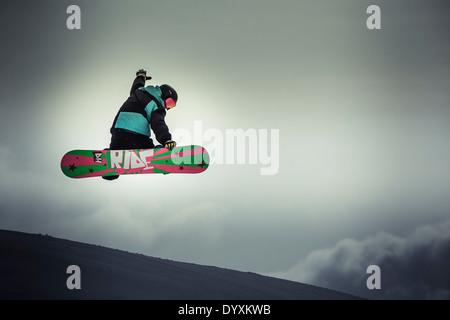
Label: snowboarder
xmin=103 ymin=69 xmax=178 ymax=181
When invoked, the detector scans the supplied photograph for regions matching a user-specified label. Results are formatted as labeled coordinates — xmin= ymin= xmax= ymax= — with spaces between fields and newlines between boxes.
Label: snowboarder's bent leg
xmin=110 ymin=129 xmax=155 ymax=149
xmin=103 ymin=129 xmax=155 ymax=181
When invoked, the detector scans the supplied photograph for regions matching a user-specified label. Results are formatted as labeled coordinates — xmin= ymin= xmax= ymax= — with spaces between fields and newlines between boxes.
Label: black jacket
xmin=110 ymin=76 xmax=172 ymax=145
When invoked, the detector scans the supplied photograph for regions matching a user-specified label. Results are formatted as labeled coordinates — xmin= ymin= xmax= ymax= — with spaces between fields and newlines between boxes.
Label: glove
xmin=164 ymin=140 xmax=176 ymax=150
xmin=136 ymin=69 xmax=151 ymax=80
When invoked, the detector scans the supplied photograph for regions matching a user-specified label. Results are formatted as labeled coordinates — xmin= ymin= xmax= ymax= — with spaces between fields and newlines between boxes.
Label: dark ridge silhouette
xmin=0 ymin=229 xmax=361 ymax=300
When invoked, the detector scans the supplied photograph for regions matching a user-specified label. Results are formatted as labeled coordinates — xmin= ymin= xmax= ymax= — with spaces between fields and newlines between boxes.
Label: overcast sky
xmin=1 ymin=0 xmax=450 ymax=299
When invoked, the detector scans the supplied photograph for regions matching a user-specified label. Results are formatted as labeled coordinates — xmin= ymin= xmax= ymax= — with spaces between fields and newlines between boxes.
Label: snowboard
xmin=61 ymin=145 xmax=209 ymax=179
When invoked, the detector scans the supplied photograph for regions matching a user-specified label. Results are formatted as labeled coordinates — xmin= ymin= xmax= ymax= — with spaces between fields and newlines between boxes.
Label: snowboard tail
xmin=61 ymin=145 xmax=209 ymax=179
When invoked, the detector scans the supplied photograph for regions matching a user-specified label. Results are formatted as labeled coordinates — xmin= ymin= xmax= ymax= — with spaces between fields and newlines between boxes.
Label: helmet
xmin=160 ymin=84 xmax=178 ymax=110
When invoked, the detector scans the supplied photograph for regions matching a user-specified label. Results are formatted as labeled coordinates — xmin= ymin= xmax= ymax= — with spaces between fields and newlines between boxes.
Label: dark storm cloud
xmin=271 ymin=219 xmax=450 ymax=299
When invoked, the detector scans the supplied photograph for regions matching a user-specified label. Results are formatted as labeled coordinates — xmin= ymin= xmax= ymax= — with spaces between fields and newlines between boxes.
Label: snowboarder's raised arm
xmin=129 ymin=69 xmax=149 ymax=96
xmin=130 ymin=75 xmax=146 ymax=96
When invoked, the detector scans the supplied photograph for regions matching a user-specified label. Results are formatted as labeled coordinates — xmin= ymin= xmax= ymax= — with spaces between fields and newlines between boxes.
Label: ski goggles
xmin=165 ymin=97 xmax=177 ymax=110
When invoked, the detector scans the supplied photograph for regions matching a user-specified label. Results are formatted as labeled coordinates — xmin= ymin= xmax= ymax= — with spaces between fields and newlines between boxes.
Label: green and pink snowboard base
xmin=61 ymin=145 xmax=209 ymax=179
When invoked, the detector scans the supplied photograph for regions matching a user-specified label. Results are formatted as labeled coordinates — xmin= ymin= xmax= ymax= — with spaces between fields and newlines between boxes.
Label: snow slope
xmin=0 ymin=229 xmax=360 ymax=300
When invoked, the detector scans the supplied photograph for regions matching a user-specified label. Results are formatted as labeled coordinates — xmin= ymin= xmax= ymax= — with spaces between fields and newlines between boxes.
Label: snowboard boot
xmin=101 ymin=147 xmax=119 ymax=181
xmin=102 ymin=175 xmax=119 ymax=181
